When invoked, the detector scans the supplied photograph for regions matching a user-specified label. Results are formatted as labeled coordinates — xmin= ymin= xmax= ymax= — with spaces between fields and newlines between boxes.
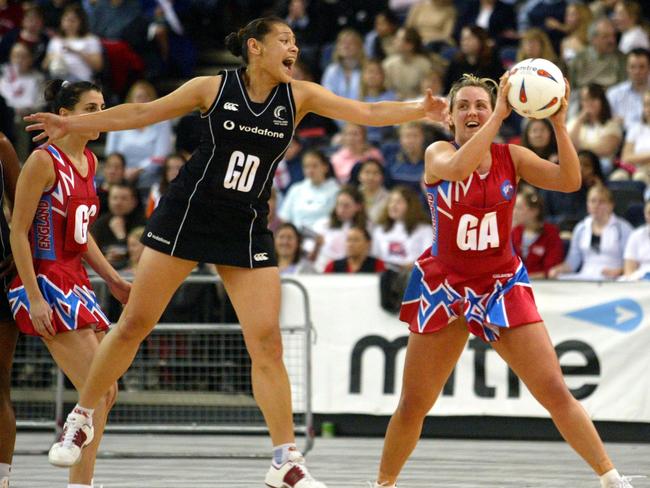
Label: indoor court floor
xmin=11 ymin=432 xmax=650 ymax=487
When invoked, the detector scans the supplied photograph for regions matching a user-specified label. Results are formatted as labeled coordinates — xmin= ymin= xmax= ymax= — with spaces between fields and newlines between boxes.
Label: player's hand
xmin=29 ymin=295 xmax=55 ymax=339
xmin=108 ymin=277 xmax=131 ymax=305
xmin=422 ymin=89 xmax=448 ymax=123
xmin=24 ymin=112 xmax=69 ymax=143
xmin=549 ymin=78 xmax=570 ymax=128
xmin=0 ymin=255 xmax=16 ymax=280
xmin=494 ymin=72 xmax=512 ymax=122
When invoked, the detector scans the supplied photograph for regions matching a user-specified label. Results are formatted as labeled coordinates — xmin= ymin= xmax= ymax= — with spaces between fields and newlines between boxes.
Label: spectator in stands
xmin=42 ymin=4 xmax=103 ymax=82
xmin=454 ymin=0 xmax=518 ymax=50
xmin=290 ymin=61 xmax=339 ymax=144
xmin=512 ymin=188 xmax=564 ymax=279
xmin=547 ymin=2 xmax=593 ymax=63
xmin=124 ymin=225 xmax=145 ymax=275
xmin=371 ymin=185 xmax=431 ymax=269
xmin=405 ymin=0 xmax=456 ymax=51
xmin=517 ymin=0 xmax=566 ymax=44
xmin=146 ymin=153 xmax=186 ymax=218
xmin=607 ymin=48 xmax=650 ymax=132
xmin=612 ymin=0 xmax=650 ymax=54
xmin=273 ymin=136 xmax=304 ymax=195
xmin=358 ymin=158 xmax=389 ymax=224
xmin=321 ymin=28 xmax=364 ymax=103
xmin=623 ymin=200 xmax=650 ymax=280
xmin=521 ymin=118 xmax=558 ymax=163
xmin=324 ymin=226 xmax=386 ymax=273
xmin=0 ymin=42 xmax=45 ymax=161
xmin=516 ymin=28 xmax=560 ymax=66
xmin=0 ymin=0 xmax=23 ymax=39
xmin=331 ymin=123 xmax=384 ymax=183
xmin=359 ymin=59 xmax=397 ymax=145
xmin=278 ymin=149 xmax=340 ymax=231
xmin=568 ymin=83 xmax=623 ymax=175
xmin=540 ymin=149 xmax=605 ymax=231
xmin=91 ymin=182 xmax=147 ymax=270
xmin=568 ymin=17 xmax=627 ymax=109
xmin=89 ymin=0 xmax=144 ymax=44
xmin=97 ymin=152 xmax=126 ymax=215
xmin=619 ymin=89 xmax=650 ymax=187
xmin=311 ymin=185 xmax=367 ymax=272
xmin=444 ymin=25 xmax=503 ymax=94
xmin=383 ymin=121 xmax=427 ymax=192
xmin=382 ymin=27 xmax=432 ymax=100
xmin=364 ymin=9 xmax=399 ymax=61
xmin=0 ymin=5 xmax=49 ymax=67
xmin=549 ymin=184 xmax=633 ymax=280
xmin=40 ymin=0 xmax=75 ymax=35
xmin=281 ymin=0 xmax=320 ymax=70
xmin=105 ymin=80 xmax=173 ymax=190
xmin=274 ymin=222 xmax=315 ymax=275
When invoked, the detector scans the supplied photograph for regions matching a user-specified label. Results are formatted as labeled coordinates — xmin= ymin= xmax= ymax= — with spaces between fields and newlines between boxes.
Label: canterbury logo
xmin=223 ymin=102 xmax=239 ymax=111
xmin=253 ymin=252 xmax=269 ymax=262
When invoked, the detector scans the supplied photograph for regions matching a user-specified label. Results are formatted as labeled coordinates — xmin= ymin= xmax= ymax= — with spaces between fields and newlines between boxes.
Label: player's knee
xmin=246 ymin=324 xmax=283 ymax=364
xmin=116 ymin=312 xmax=154 ymax=344
xmin=104 ymin=382 xmax=118 ymax=410
xmin=396 ymin=391 xmax=435 ymax=420
xmin=537 ymin=378 xmax=575 ymax=413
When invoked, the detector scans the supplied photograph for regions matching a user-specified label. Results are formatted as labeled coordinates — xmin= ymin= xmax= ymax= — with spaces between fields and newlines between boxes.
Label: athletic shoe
xmin=603 ymin=475 xmax=645 ymax=488
xmin=264 ymin=450 xmax=327 ymax=488
xmin=367 ymin=482 xmax=396 ymax=488
xmin=1 ymin=476 xmax=9 ymax=488
xmin=48 ymin=409 xmax=94 ymax=467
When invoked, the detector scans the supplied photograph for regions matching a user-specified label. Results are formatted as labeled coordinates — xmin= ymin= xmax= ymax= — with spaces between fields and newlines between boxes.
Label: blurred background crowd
xmin=2 ymin=0 xmax=650 ymax=303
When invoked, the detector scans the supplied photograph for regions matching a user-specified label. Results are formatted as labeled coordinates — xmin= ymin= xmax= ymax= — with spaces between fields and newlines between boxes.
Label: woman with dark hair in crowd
xmin=274 ymin=222 xmax=314 ymax=275
xmin=444 ymin=25 xmax=503 ymax=93
xmin=27 ymin=16 xmax=447 ymax=487
xmin=9 ymin=80 xmax=130 ymax=488
xmin=323 ymin=226 xmax=386 ymax=273
xmin=568 ymin=83 xmax=623 ymax=176
xmin=521 ymin=118 xmax=558 ymax=162
xmin=97 ymin=152 xmax=126 ymax=215
xmin=145 ymin=153 xmax=187 ymax=217
xmin=0 ymin=133 xmax=21 ymax=488
xmin=511 ymin=188 xmax=564 ymax=279
xmin=382 ymin=27 xmax=433 ymax=100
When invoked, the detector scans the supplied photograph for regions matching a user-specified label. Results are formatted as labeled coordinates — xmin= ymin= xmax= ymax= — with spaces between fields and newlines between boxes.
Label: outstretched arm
xmin=292 ymin=80 xmax=447 ymax=127
xmin=25 ymin=76 xmax=221 ymax=142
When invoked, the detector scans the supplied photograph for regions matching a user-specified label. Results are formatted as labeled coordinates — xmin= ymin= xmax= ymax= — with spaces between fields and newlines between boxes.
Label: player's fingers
xmin=25 ymin=122 xmax=44 ymax=132
xmin=31 ymin=132 xmax=48 ymax=143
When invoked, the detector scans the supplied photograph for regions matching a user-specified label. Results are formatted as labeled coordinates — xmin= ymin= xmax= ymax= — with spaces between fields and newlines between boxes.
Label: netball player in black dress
xmin=0 ymin=133 xmax=21 ymax=488
xmin=26 ymin=17 xmax=447 ymax=487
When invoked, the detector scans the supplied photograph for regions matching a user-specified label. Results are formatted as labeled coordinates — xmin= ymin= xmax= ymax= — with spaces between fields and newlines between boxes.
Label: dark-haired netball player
xmin=25 ymin=17 xmax=447 ymax=488
xmin=10 ymin=80 xmax=130 ymax=488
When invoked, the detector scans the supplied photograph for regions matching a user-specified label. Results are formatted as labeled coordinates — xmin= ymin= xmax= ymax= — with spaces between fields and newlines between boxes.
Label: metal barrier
xmin=13 ymin=275 xmax=315 ymax=455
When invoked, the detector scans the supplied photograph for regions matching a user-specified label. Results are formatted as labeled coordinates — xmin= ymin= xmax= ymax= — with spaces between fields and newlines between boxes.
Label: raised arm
xmin=292 ymin=79 xmax=447 ymax=127
xmin=513 ymin=79 xmax=581 ymax=193
xmin=25 ymin=76 xmax=221 ymax=142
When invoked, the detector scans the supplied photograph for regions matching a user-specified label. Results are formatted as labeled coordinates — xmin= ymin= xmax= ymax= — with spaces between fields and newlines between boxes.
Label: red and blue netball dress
xmin=7 ymin=144 xmax=110 ymax=336
xmin=400 ymin=143 xmax=542 ymax=342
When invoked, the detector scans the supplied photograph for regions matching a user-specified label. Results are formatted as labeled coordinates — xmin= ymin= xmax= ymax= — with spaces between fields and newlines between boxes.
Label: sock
xmin=600 ymin=469 xmax=622 ymax=487
xmin=67 ymin=485 xmax=92 ymax=488
xmin=272 ymin=443 xmax=297 ymax=468
xmin=0 ymin=463 xmax=10 ymax=478
xmin=73 ymin=404 xmax=94 ymax=426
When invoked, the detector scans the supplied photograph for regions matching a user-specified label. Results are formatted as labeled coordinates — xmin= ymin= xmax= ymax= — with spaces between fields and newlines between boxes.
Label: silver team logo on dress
xmin=253 ymin=252 xmax=269 ymax=262
xmin=223 ymin=120 xmax=235 ymax=130
xmin=224 ymin=102 xmax=239 ymax=111
xmin=273 ymin=105 xmax=288 ymax=126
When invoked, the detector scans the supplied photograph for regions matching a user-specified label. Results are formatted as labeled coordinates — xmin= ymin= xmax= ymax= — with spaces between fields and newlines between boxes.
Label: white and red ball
xmin=507 ymin=58 xmax=566 ymax=119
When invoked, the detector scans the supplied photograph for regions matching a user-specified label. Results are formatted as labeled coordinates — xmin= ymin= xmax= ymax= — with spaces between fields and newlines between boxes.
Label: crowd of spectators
xmin=3 ymin=0 xmax=650 ymax=291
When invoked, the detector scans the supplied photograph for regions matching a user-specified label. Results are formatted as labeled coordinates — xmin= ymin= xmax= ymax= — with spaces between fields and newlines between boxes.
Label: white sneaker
xmin=366 ymin=482 xmax=396 ymax=488
xmin=48 ymin=409 xmax=94 ymax=467
xmin=604 ymin=475 xmax=645 ymax=488
xmin=1 ymin=476 xmax=9 ymax=488
xmin=264 ymin=450 xmax=327 ymax=488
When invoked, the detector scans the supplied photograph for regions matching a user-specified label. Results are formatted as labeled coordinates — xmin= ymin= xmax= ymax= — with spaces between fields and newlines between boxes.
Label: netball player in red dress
xmin=372 ymin=74 xmax=635 ymax=488
xmin=9 ymin=80 xmax=130 ymax=488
